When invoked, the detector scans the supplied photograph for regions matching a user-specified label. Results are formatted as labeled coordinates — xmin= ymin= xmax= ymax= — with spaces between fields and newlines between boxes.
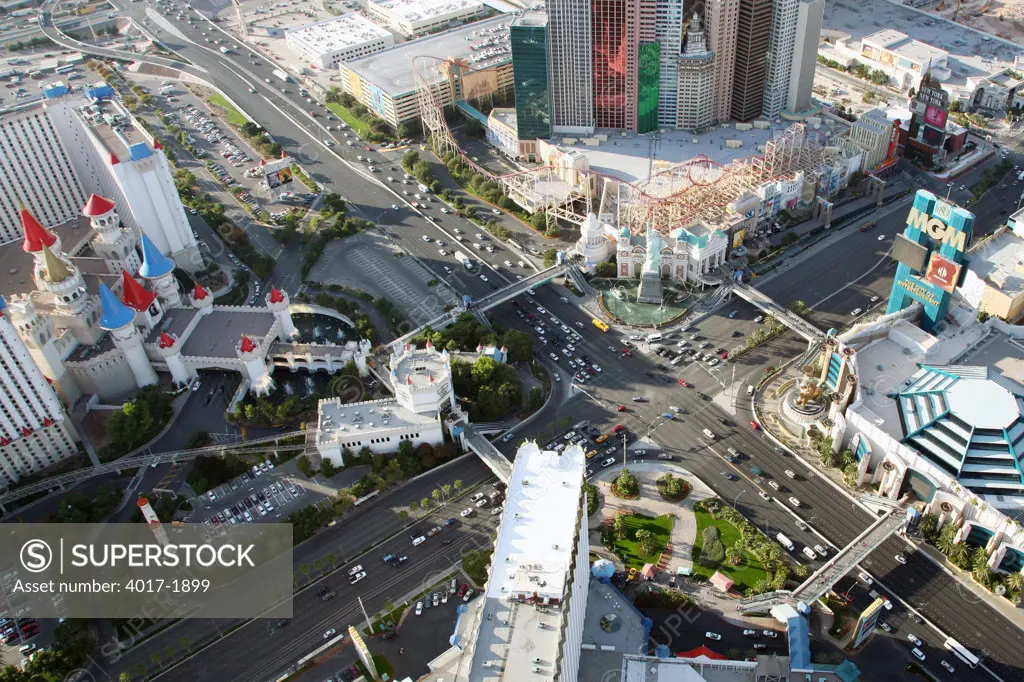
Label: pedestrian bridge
xmin=389 ymin=262 xmax=574 ymax=354
xmin=730 ymin=283 xmax=824 ymax=342
xmin=463 ymin=425 xmax=512 ymax=483
xmin=738 ymin=505 xmax=908 ymax=615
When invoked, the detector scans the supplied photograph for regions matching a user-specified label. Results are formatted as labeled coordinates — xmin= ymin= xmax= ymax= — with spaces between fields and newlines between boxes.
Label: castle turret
xmin=266 ymin=286 xmax=297 ymax=338
xmin=136 ymin=495 xmax=169 ymax=546
xmin=139 ymin=234 xmax=181 ymax=307
xmin=38 ymin=244 xmax=103 ymax=345
xmin=83 ymin=193 xmax=141 ymax=274
xmin=237 ymin=335 xmax=274 ymax=395
xmin=99 ymin=282 xmax=157 ymax=388
xmin=157 ymin=331 xmax=195 ymax=388
xmin=120 ymin=270 xmax=162 ymax=329
xmin=3 ymin=294 xmax=81 ymax=405
xmin=190 ymin=284 xmax=213 ymax=316
xmin=20 ymin=207 xmax=61 ymax=264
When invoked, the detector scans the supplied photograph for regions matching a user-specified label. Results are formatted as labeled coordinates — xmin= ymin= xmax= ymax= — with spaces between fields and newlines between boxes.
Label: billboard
xmin=921 ymin=125 xmax=943 ymax=147
xmin=924 ymin=105 xmax=947 ymax=128
xmin=892 ymin=234 xmax=930 ymax=272
xmin=924 ymin=252 xmax=962 ymax=293
xmin=852 ymin=598 xmax=886 ymax=649
xmin=263 ymin=157 xmax=293 ymax=189
xmin=887 ymin=119 xmax=901 ymax=159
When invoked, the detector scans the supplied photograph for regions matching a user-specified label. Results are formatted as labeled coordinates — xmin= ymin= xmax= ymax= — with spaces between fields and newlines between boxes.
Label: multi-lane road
xmin=35 ymin=4 xmax=1024 ymax=680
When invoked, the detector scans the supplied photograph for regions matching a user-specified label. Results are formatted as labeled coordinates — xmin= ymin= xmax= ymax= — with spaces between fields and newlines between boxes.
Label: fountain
xmin=305 ymin=375 xmax=316 ymax=394
xmin=336 ymin=328 xmax=345 ymax=340
xmin=283 ymin=381 xmax=295 ymax=396
xmin=313 ymin=326 xmax=323 ymax=339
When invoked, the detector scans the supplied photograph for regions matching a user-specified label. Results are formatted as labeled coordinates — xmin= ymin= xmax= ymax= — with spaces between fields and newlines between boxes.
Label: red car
xmin=616 ymin=405 xmax=627 ymax=412
xmin=457 ymin=583 xmax=469 ymax=598
xmin=210 ymin=515 xmax=219 ymax=524
xmin=718 ymin=351 xmax=729 ymax=360
xmin=750 ymin=420 xmax=760 ymax=430
xmin=612 ymin=424 xmax=625 ymax=433
xmin=678 ymin=379 xmax=688 ymax=387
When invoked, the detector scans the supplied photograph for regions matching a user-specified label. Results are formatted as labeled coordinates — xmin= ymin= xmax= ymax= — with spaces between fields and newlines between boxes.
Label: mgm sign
xmin=886 ymin=190 xmax=974 ymax=333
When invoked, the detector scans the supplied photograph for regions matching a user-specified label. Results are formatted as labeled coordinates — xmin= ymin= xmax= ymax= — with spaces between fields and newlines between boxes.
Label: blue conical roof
xmin=99 ymin=282 xmax=136 ymax=329
xmin=138 ymin=234 xmax=175 ymax=278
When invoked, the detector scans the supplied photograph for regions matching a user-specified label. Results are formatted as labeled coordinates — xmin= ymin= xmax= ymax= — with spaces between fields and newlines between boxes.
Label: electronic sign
xmin=852 ymin=598 xmax=886 ymax=649
xmin=892 ymin=234 xmax=929 ymax=272
xmin=924 ymin=252 xmax=962 ymax=293
xmin=924 ymin=105 xmax=947 ymax=128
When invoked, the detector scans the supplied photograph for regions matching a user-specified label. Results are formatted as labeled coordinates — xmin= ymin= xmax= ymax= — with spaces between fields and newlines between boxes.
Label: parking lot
xmin=308 ymin=231 xmax=459 ymax=320
xmin=1 ymin=569 xmax=50 ymax=670
xmin=197 ymin=461 xmax=310 ymax=535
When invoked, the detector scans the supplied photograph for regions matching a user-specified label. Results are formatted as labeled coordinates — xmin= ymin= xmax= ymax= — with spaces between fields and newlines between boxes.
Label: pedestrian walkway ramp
xmin=731 ymin=283 xmax=824 ymax=342
xmin=464 ymin=425 xmax=513 ymax=483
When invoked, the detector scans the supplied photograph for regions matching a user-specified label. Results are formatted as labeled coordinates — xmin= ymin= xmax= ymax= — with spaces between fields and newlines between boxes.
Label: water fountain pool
xmin=292 ymin=314 xmax=356 ymax=344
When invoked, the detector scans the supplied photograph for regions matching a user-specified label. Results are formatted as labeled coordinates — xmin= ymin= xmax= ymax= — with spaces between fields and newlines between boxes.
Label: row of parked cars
xmin=1 ymin=618 xmax=39 ymax=647
xmin=415 ymin=580 xmax=474 ymax=615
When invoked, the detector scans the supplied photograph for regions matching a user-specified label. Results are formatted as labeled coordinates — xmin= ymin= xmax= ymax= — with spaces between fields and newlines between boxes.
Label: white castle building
xmin=615 ymin=221 xmax=729 ymax=283
xmin=315 ymin=340 xmax=453 ymax=466
xmin=0 ymin=81 xmax=200 ymax=271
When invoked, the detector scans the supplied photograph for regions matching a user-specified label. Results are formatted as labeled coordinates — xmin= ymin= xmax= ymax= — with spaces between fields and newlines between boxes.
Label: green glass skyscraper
xmin=510 ymin=12 xmax=552 ymax=141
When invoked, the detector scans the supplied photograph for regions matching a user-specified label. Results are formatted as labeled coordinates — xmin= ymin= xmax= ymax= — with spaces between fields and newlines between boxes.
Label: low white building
xmin=315 ymin=341 xmax=454 ymax=465
xmin=615 ymin=221 xmax=729 ymax=284
xmin=465 ymin=440 xmax=589 ymax=682
xmin=284 ymin=14 xmax=394 ymax=70
xmin=366 ymin=0 xmax=484 ymax=38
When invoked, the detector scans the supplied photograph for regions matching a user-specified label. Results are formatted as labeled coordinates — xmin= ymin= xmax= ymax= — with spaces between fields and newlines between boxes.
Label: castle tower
xmin=3 ymin=294 xmax=81 ymax=405
xmin=20 ymin=207 xmax=62 ymax=273
xmin=136 ymin=495 xmax=169 ymax=546
xmin=237 ymin=335 xmax=275 ymax=396
xmin=157 ymin=332 xmax=195 ymax=388
xmin=38 ymin=244 xmax=104 ymax=345
xmin=266 ymin=287 xmax=297 ymax=338
xmin=139 ymin=234 xmax=181 ymax=307
xmin=190 ymin=284 xmax=213 ymax=317
xmin=82 ymin=193 xmax=141 ymax=275
xmin=99 ymin=282 xmax=158 ymax=388
xmin=120 ymin=270 xmax=162 ymax=330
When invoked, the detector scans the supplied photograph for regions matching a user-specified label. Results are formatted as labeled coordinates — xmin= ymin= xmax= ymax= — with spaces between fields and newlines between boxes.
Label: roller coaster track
xmin=411 ymin=55 xmax=847 ymax=237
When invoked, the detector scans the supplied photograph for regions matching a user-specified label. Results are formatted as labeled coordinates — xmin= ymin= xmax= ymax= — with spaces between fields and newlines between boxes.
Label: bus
xmin=943 ymin=637 xmax=980 ymax=669
xmin=591 ymin=318 xmax=609 ymax=332
xmin=55 ymin=64 xmax=76 ymax=74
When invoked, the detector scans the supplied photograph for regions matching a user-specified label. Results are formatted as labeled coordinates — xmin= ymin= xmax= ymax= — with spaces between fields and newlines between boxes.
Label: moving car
xmin=323 ymin=628 xmax=337 ymax=639
xmin=895 ymin=553 xmax=907 ymax=564
xmin=788 ymin=497 xmax=801 ymax=507
xmin=705 ymin=632 xmax=722 ymax=641
xmin=415 ymin=601 xmax=423 ymax=616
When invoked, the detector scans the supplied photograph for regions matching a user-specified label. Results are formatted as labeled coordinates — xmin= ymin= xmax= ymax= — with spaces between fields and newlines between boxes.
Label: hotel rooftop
xmin=469 ymin=441 xmax=586 ymax=681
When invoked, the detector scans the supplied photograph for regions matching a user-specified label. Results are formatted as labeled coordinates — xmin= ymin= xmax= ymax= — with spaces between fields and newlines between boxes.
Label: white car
xmin=347 ymin=565 xmax=363 ymax=577
xmin=323 ymin=628 xmax=337 ymax=639
xmin=415 ymin=601 xmax=423 ymax=616
xmin=504 ymin=260 xmax=512 ymax=267
xmin=322 ymin=139 xmax=332 ymax=147
xmin=705 ymin=632 xmax=722 ymax=641
xmin=762 ymin=630 xmax=778 ymax=638
xmin=858 ymin=572 xmax=874 ymax=585
xmin=392 ymin=204 xmax=399 ymax=210
xmin=813 ymin=544 xmax=827 ymax=556
xmin=788 ymin=497 xmax=801 ymax=507
xmin=480 ymin=274 xmax=489 ymax=282
xmin=491 ymin=208 xmax=501 ymax=215
xmin=907 ymin=633 xmax=922 ymax=646
xmin=895 ymin=553 xmax=907 ymax=564
xmin=877 ymin=234 xmax=885 ymax=241
xmin=940 ymin=661 xmax=955 ymax=673
xmin=758 ymin=491 xmax=771 ymax=501
xmin=349 ymin=571 xmax=366 ymax=584
xmin=851 ymin=308 xmax=863 ymax=316
xmin=460 ymin=507 xmax=474 ymax=517
xmin=911 ymin=648 xmax=926 ymax=661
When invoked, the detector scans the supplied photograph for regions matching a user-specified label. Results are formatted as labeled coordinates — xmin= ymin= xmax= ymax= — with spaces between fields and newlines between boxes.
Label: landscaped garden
xmin=690 ymin=500 xmax=772 ymax=594
xmin=605 ymin=513 xmax=674 ymax=569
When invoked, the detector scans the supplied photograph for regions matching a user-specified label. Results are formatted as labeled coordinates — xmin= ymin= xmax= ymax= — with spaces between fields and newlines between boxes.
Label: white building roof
xmin=470 ymin=441 xmax=586 ymax=681
xmin=965 ymin=227 xmax=1024 ymax=297
xmin=316 ymin=397 xmax=439 ymax=448
xmin=285 ymin=14 xmax=392 ymax=54
xmin=391 ymin=344 xmax=450 ymax=389
xmin=862 ymin=29 xmax=948 ymax=65
xmin=370 ymin=0 xmax=481 ymax=22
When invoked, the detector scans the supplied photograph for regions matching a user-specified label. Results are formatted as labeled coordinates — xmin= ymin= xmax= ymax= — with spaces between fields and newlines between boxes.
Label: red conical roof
xmin=82 ymin=193 xmax=117 ymax=217
xmin=259 ymin=158 xmax=266 ymax=166
xmin=240 ymin=336 xmax=256 ymax=353
xmin=21 ymin=208 xmax=57 ymax=253
xmin=158 ymin=332 xmax=176 ymax=349
xmin=269 ymin=286 xmax=285 ymax=304
xmin=192 ymin=284 xmax=209 ymax=300
xmin=120 ymin=270 xmax=157 ymax=312
xmin=153 ymin=139 xmax=163 ymax=150
xmin=110 ymin=153 xmax=120 ymax=165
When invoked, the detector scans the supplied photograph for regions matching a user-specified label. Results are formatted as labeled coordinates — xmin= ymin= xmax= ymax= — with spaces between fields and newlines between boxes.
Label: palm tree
xmin=149 ymin=652 xmax=162 ymax=669
xmin=314 ymin=558 xmax=324 ymax=575
xmin=326 ymin=552 xmax=337 ymax=567
xmin=299 ymin=563 xmax=310 ymax=578
xmin=972 ymin=546 xmax=989 ymax=572
xmin=163 ymin=646 xmax=175 ymax=662
xmin=420 ymin=497 xmax=430 ymax=509
xmin=454 ymin=479 xmax=464 ymax=493
xmin=937 ymin=522 xmax=959 ymax=555
xmin=432 ymin=489 xmax=442 ymax=504
xmin=441 ymin=484 xmax=452 ymax=501
xmin=134 ymin=664 xmax=146 ymax=677
xmin=1005 ymin=571 xmax=1023 ymax=602
xmin=948 ymin=541 xmax=970 ymax=568
xmin=119 ymin=673 xmax=132 ymax=682
xmin=179 ymin=636 xmax=191 ymax=652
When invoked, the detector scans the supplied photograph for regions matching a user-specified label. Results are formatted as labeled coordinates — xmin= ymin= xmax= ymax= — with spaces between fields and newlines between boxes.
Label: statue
xmin=795 ymin=367 xmax=824 ymax=407
xmin=643 ymin=230 xmax=664 ymax=275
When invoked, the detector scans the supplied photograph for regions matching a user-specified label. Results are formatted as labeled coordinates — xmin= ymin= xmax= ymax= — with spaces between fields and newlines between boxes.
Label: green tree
xmin=296 ymin=455 xmax=314 ymax=477
xmin=432 ymin=488 xmax=442 ymax=504
xmin=948 ymin=541 xmax=970 ymax=568
xmin=320 ymin=459 xmax=338 ymax=478
xmin=725 ymin=546 xmax=744 ymax=566
xmin=441 ymin=483 xmax=452 ymax=500
xmin=543 ymin=248 xmax=558 ymax=267
xmin=454 ymin=479 xmax=464 ymax=494
xmin=119 ymin=673 xmax=132 ymax=682
xmin=500 ymin=329 xmax=533 ymax=362
xmin=594 ymin=261 xmax=617 ymax=277
xmin=529 ymin=211 xmax=547 ymax=231
xmin=614 ymin=468 xmax=638 ymax=496
xmin=789 ymin=300 xmax=809 ymax=315
xmin=421 ymin=497 xmax=431 ymax=509
xmin=613 ymin=513 xmax=628 ymax=540
xmin=937 ymin=522 xmax=959 ymax=555
xmin=636 ymin=529 xmax=656 ymax=557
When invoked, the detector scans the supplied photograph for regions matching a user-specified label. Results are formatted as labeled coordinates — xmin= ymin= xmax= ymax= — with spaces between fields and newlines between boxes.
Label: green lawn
xmin=614 ymin=514 xmax=674 ymax=569
xmin=326 ymin=102 xmax=372 ymax=138
xmin=691 ymin=507 xmax=767 ymax=593
xmin=208 ymin=93 xmax=248 ymax=127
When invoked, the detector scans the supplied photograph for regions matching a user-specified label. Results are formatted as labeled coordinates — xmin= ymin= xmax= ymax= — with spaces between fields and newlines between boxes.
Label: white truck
xmin=272 ymin=68 xmax=289 ymax=83
xmin=454 ymin=252 xmax=474 ymax=270
xmin=219 ymin=46 xmax=230 ymax=54
xmin=776 ymin=533 xmax=795 ymax=552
